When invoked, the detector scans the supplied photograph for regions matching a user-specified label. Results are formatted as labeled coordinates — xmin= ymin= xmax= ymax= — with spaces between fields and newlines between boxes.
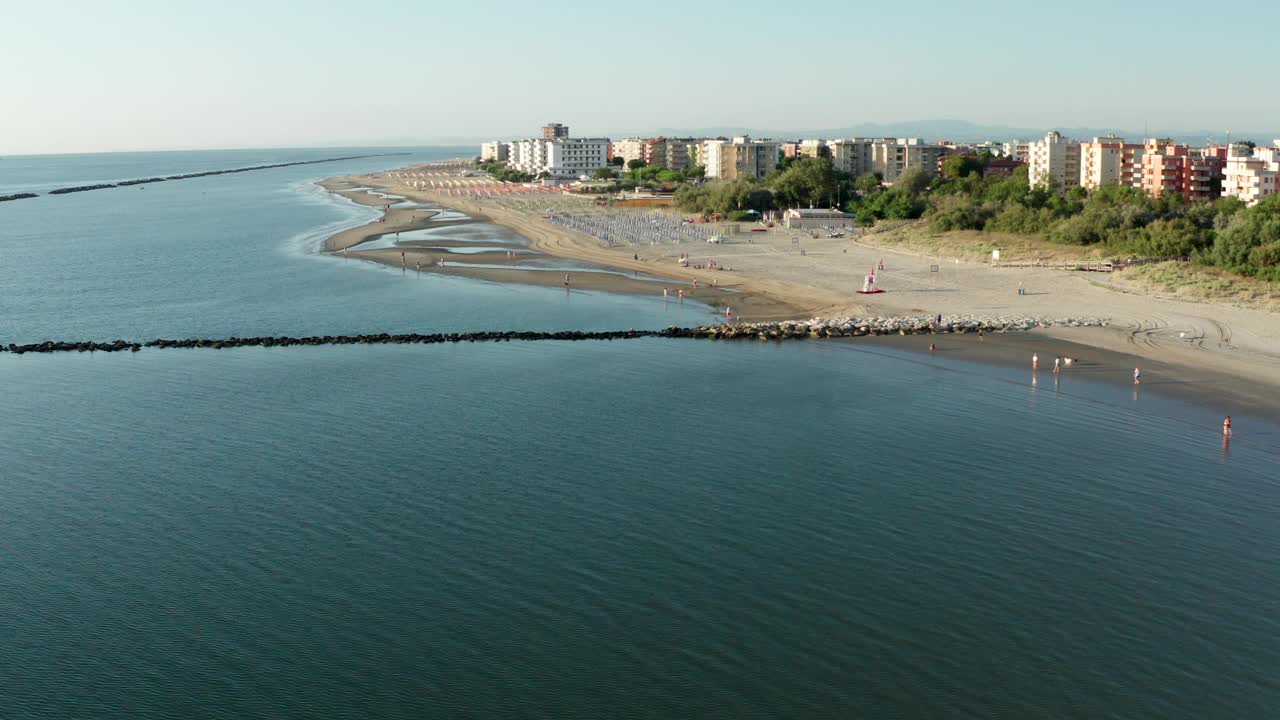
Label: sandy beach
xmin=316 ymin=166 xmax=1280 ymax=416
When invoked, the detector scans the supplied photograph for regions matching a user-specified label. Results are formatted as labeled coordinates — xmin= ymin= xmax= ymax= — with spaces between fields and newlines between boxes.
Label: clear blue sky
xmin=4 ymin=0 xmax=1278 ymax=154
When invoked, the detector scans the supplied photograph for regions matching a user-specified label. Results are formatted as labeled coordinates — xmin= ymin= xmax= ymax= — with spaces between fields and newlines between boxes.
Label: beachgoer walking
xmin=1133 ymin=367 xmax=1141 ymax=385
xmin=564 ymin=273 xmax=571 ymax=287
xmin=1053 ymin=356 xmax=1060 ymax=373
xmin=1018 ymin=281 xmax=1024 ymax=296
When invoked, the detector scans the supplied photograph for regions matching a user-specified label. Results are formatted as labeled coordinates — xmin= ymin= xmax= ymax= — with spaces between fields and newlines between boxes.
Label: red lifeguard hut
xmin=856 ymin=267 xmax=884 ymax=294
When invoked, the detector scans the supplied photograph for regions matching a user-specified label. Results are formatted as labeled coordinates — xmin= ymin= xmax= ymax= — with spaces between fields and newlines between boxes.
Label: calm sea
xmin=1 ymin=149 xmax=1277 ymax=719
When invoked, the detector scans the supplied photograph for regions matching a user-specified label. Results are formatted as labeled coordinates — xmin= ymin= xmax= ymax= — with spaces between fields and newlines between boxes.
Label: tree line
xmin=917 ymin=158 xmax=1279 ymax=281
xmin=673 ymin=154 xmax=1279 ymax=281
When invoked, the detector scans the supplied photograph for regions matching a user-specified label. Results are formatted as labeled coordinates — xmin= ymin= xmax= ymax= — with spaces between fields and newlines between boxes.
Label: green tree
xmin=893 ymin=167 xmax=932 ymax=197
xmin=854 ymin=173 xmax=882 ymax=196
xmin=940 ymin=154 xmax=983 ymax=180
xmin=627 ymin=159 xmax=647 ymax=170
xmin=1209 ymin=194 xmax=1280 ymax=278
xmin=591 ymin=168 xmax=617 ymax=180
xmin=610 ymin=156 xmax=626 ymax=166
xmin=769 ymin=158 xmax=838 ymax=208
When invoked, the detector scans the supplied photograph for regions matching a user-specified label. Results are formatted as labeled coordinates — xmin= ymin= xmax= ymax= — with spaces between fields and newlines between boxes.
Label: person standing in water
xmin=1133 ymin=367 xmax=1141 ymax=385
xmin=1223 ymin=416 xmax=1232 ymax=437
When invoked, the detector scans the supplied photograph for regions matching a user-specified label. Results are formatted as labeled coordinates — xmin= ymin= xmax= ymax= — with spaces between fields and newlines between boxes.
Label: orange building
xmin=1139 ymin=140 xmax=1226 ymax=202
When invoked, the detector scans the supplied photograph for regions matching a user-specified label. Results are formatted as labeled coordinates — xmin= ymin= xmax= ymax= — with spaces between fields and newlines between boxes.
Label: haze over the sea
xmin=5 ymin=0 xmax=1279 ymax=154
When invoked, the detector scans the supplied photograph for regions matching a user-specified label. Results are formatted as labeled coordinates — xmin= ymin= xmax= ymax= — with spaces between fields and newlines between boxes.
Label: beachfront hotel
xmin=545 ymin=137 xmax=611 ymax=179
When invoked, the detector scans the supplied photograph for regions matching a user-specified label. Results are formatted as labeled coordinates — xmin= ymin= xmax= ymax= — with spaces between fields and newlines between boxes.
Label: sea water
xmin=1 ymin=149 xmax=1277 ymax=719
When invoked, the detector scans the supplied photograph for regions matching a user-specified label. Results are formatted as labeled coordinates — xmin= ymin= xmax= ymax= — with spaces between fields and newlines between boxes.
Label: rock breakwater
xmin=664 ymin=315 xmax=1109 ymax=339
xmin=0 ymin=316 xmax=1105 ymax=355
xmin=22 ymin=153 xmax=411 ymax=199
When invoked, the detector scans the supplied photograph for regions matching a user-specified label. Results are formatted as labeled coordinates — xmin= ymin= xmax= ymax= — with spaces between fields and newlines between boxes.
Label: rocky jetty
xmin=661 ymin=315 xmax=1109 ymax=340
xmin=0 ymin=316 xmax=1106 ymax=355
xmin=20 ymin=153 xmax=410 ymax=199
xmin=48 ymin=183 xmax=117 ymax=195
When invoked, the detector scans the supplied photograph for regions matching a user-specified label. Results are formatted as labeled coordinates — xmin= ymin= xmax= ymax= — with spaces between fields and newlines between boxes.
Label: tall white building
xmin=545 ymin=138 xmax=611 ymax=179
xmin=1027 ymin=131 xmax=1082 ymax=191
xmin=508 ymin=139 xmax=549 ymax=176
xmin=1222 ymin=141 xmax=1280 ymax=206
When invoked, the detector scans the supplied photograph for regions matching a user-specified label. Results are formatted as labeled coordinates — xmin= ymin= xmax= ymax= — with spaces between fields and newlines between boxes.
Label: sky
xmin=3 ymin=0 xmax=1279 ymax=155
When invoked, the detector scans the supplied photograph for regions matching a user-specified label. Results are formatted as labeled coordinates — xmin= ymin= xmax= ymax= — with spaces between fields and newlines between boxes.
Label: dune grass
xmin=1106 ymin=262 xmax=1280 ymax=312
xmin=859 ymin=225 xmax=1111 ymax=263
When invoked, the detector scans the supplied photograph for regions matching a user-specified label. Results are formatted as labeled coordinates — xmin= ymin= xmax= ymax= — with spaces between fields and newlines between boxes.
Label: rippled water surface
xmin=1 ymin=149 xmax=1277 ymax=719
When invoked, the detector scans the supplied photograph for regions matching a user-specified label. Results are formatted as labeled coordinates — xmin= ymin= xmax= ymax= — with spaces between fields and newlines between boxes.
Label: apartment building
xmin=611 ymin=138 xmax=646 ymax=165
xmin=797 ymin=139 xmax=832 ymax=160
xmin=703 ymin=136 xmax=780 ymax=180
xmin=545 ymin=138 xmax=610 ymax=178
xmin=508 ymin=138 xmax=549 ymax=175
xmin=871 ymin=138 xmax=944 ymax=184
xmin=542 ymin=123 xmax=569 ymax=140
xmin=1221 ymin=142 xmax=1280 ymax=206
xmin=651 ymin=138 xmax=700 ymax=172
xmin=1079 ymin=135 xmax=1144 ymax=191
xmin=480 ymin=142 xmax=509 ymax=163
xmin=1140 ymin=139 xmax=1226 ymax=202
xmin=1002 ymin=140 xmax=1031 ymax=163
xmin=828 ymin=138 xmax=875 ymax=177
xmin=1027 ymin=131 xmax=1081 ymax=191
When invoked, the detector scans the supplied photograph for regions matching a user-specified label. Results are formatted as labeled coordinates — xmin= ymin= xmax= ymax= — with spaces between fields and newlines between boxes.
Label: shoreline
xmin=316 ymin=175 xmax=800 ymax=321
xmin=314 ymin=165 xmax=1280 ymax=416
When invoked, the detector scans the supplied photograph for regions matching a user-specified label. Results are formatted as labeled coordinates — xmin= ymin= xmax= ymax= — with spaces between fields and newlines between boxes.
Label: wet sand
xmin=861 ymin=331 xmax=1280 ymax=425
xmin=319 ymin=175 xmax=802 ymax=321
xmin=318 ymin=178 xmax=485 ymax=253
